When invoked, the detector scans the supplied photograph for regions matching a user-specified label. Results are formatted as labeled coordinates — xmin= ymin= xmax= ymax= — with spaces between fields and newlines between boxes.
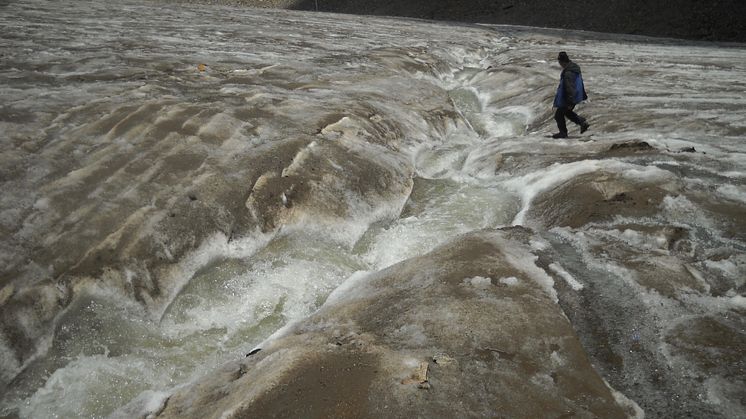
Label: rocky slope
xmin=166 ymin=0 xmax=746 ymax=42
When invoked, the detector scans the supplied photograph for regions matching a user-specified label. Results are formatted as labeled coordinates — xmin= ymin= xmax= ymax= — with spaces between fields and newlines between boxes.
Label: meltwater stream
xmin=3 ymin=103 xmax=522 ymax=418
xmin=1 ymin=0 xmax=745 ymax=417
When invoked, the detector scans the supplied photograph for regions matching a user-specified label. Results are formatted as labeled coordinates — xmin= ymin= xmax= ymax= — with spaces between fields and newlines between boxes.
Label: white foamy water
xmin=1 ymin=0 xmax=745 ymax=417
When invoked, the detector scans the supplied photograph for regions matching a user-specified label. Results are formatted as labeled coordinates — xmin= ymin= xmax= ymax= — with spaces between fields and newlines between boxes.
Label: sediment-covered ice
xmin=155 ymin=228 xmax=641 ymax=418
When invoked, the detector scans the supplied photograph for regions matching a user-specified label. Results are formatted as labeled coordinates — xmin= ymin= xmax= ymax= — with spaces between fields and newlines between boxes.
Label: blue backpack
xmin=554 ymin=72 xmax=588 ymax=107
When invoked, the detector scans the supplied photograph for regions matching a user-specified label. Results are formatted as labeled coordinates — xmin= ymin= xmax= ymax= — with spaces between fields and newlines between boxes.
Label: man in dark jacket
xmin=552 ymin=51 xmax=590 ymax=138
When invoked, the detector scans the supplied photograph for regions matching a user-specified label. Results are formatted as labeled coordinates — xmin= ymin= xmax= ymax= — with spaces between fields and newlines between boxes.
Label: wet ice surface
xmin=1 ymin=0 xmax=746 ymax=417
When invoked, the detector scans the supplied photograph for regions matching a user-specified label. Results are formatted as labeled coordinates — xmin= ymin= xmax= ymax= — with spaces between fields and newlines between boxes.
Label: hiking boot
xmin=580 ymin=122 xmax=590 ymax=134
xmin=552 ymin=132 xmax=568 ymax=139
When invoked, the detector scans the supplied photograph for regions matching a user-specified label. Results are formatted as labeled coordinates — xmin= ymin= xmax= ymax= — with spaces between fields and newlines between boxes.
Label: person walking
xmin=552 ymin=51 xmax=590 ymax=138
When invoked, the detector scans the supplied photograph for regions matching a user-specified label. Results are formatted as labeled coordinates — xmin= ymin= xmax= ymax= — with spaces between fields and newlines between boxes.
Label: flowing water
xmin=1 ymin=0 xmax=745 ymax=417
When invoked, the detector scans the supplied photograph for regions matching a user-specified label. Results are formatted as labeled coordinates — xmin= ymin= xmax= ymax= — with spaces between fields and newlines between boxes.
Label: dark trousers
xmin=555 ymin=104 xmax=586 ymax=135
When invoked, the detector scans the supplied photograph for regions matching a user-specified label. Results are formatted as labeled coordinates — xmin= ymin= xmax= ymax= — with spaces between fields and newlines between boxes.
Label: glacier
xmin=1 ymin=0 xmax=745 ymax=417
